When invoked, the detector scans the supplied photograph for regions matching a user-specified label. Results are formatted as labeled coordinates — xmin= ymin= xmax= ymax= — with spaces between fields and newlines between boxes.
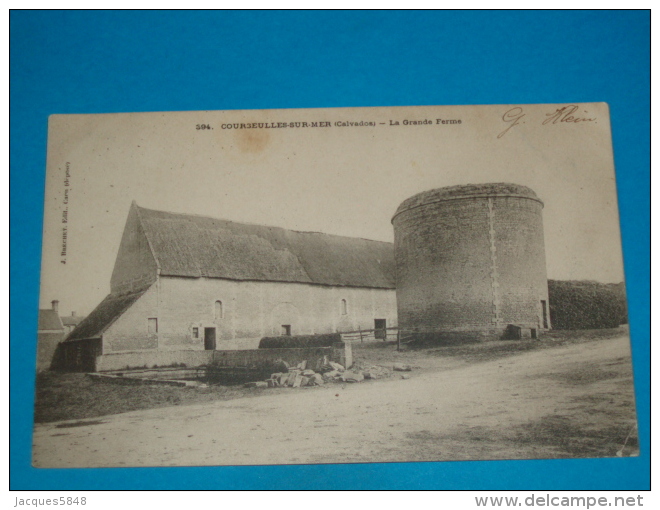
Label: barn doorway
xmin=204 ymin=327 xmax=216 ymax=350
xmin=374 ymin=319 xmax=387 ymax=340
xmin=281 ymin=325 xmax=291 ymax=336
xmin=541 ymin=300 xmax=548 ymax=329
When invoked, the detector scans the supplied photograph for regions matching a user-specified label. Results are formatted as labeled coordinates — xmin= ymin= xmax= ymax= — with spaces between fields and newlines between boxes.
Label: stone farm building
xmin=61 ymin=202 xmax=397 ymax=370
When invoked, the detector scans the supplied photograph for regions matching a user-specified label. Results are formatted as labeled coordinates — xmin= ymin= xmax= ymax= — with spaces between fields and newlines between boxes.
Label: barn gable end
xmin=110 ymin=201 xmax=159 ymax=294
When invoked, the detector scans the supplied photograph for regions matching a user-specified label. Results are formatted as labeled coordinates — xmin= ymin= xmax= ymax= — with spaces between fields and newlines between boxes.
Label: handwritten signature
xmin=498 ymin=105 xmax=596 ymax=138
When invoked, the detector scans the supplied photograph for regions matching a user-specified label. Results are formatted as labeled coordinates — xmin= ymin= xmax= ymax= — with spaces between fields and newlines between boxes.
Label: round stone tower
xmin=392 ymin=183 xmax=550 ymax=340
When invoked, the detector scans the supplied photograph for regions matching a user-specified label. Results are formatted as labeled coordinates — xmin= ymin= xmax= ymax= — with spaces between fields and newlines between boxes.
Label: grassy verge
xmin=33 ymin=372 xmax=293 ymax=424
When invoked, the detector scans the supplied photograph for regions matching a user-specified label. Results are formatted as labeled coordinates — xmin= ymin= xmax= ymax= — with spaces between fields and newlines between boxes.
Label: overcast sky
xmin=40 ymin=103 xmax=625 ymax=316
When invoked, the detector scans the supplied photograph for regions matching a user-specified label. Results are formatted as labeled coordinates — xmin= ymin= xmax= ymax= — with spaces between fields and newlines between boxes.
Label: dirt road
xmin=33 ymin=335 xmax=637 ymax=468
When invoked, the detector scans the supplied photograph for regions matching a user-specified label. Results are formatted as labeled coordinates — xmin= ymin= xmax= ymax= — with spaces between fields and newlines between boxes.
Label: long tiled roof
xmin=137 ymin=205 xmax=395 ymax=289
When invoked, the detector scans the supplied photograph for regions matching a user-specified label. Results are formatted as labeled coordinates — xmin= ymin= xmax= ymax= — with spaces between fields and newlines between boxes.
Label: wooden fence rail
xmin=340 ymin=327 xmax=401 ymax=343
xmin=339 ymin=327 xmax=420 ymax=352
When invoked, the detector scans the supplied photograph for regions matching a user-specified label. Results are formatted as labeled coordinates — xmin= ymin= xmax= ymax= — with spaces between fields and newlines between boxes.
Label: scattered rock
xmin=302 ymin=369 xmax=316 ymax=376
xmin=329 ymin=361 xmax=345 ymax=372
xmin=322 ymin=370 xmax=340 ymax=381
xmin=341 ymin=370 xmax=364 ymax=383
xmin=286 ymin=372 xmax=298 ymax=386
xmin=393 ymin=363 xmax=412 ymax=372
xmin=311 ymin=373 xmax=324 ymax=385
xmin=361 ymin=365 xmax=391 ymax=379
xmin=400 ymin=374 xmax=410 ymax=380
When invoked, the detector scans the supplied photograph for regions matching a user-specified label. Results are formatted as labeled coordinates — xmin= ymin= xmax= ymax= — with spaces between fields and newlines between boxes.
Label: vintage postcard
xmin=33 ymin=104 xmax=637 ymax=468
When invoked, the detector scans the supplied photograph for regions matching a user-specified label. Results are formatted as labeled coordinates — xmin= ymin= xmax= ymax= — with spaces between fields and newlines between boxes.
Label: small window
xmin=148 ymin=318 xmax=158 ymax=334
xmin=281 ymin=325 xmax=291 ymax=336
xmin=192 ymin=327 xmax=199 ymax=339
xmin=215 ymin=300 xmax=224 ymax=319
xmin=341 ymin=299 xmax=347 ymax=315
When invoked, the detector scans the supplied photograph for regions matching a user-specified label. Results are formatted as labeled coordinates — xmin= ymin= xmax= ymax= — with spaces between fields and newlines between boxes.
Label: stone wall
xmin=394 ymin=197 xmax=493 ymax=331
xmin=102 ymin=284 xmax=159 ymax=352
xmin=94 ymin=343 xmax=351 ymax=372
xmin=96 ymin=349 xmax=213 ymax=371
xmin=493 ymin=197 xmax=550 ymax=328
xmin=103 ymin=276 xmax=396 ymax=353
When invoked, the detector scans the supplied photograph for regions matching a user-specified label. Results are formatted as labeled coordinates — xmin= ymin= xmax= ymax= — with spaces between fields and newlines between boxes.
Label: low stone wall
xmin=216 ymin=337 xmax=262 ymax=350
xmin=211 ymin=344 xmax=350 ymax=371
xmin=96 ymin=350 xmax=214 ymax=372
xmin=94 ymin=342 xmax=352 ymax=373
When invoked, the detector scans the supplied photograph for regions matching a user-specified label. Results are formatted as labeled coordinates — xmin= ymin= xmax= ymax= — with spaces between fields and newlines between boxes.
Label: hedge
xmin=258 ymin=333 xmax=342 ymax=349
xmin=548 ymin=280 xmax=628 ymax=330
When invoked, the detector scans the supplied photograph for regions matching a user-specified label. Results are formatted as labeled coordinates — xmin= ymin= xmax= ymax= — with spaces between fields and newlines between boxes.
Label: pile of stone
xmin=244 ymin=360 xmax=413 ymax=388
xmin=244 ymin=359 xmax=373 ymax=388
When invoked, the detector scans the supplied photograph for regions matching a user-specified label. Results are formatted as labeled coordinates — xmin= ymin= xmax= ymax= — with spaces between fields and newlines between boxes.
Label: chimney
xmin=51 ymin=300 xmax=59 ymax=313
xmin=71 ymin=311 xmax=76 ymax=317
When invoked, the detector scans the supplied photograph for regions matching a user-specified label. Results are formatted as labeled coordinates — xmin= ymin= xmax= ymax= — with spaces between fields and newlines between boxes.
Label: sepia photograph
xmin=31 ymin=103 xmax=636 ymax=469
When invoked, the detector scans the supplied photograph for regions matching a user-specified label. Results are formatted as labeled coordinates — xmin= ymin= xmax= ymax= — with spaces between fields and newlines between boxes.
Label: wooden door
xmin=374 ymin=319 xmax=387 ymax=340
